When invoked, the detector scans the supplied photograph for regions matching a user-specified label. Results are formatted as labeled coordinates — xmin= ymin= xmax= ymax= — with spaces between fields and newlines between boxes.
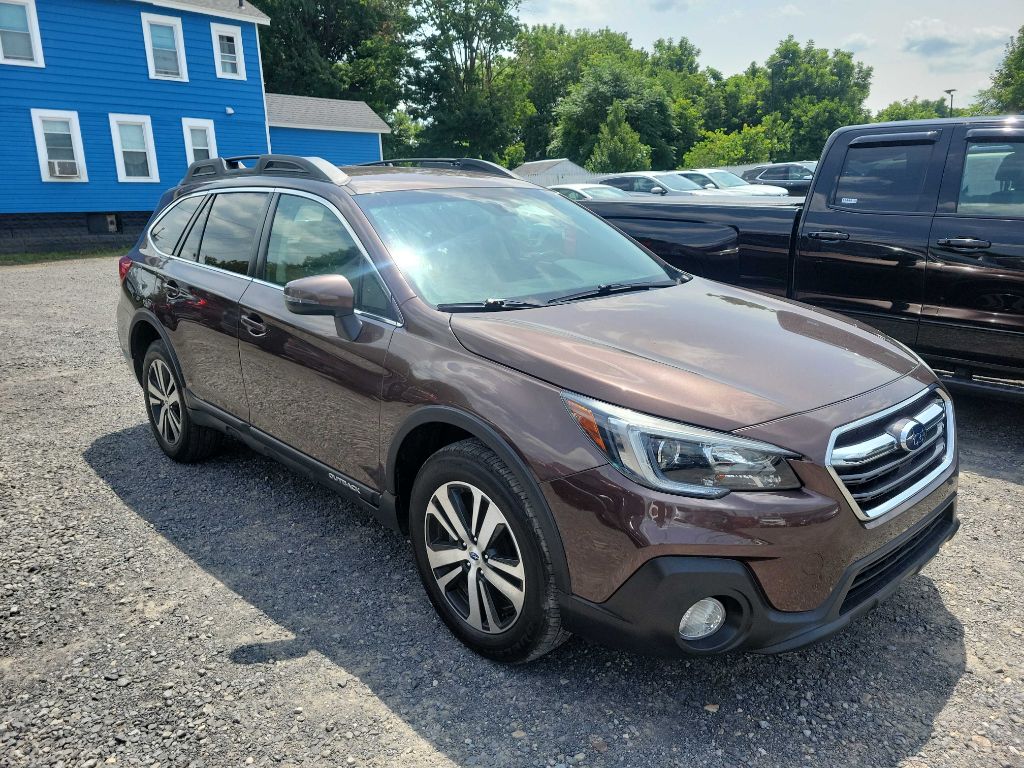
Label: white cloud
xmin=777 ymin=4 xmax=803 ymax=17
xmin=841 ymin=33 xmax=875 ymax=53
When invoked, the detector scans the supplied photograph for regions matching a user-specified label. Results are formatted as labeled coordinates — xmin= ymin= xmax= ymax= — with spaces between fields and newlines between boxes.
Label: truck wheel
xmin=409 ymin=439 xmax=570 ymax=663
xmin=142 ymin=341 xmax=223 ymax=463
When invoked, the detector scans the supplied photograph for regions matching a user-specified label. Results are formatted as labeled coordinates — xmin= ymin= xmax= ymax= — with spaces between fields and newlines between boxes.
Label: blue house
xmin=0 ymin=0 xmax=390 ymax=252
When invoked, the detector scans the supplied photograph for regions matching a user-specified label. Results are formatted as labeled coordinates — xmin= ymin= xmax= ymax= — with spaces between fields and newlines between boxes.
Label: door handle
xmin=936 ymin=237 xmax=991 ymax=251
xmin=240 ymin=312 xmax=267 ymax=337
xmin=807 ymin=230 xmax=850 ymax=241
xmin=165 ymin=280 xmax=182 ymax=299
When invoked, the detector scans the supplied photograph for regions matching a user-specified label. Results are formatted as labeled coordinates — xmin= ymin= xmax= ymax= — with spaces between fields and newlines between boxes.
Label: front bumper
xmin=558 ymin=496 xmax=958 ymax=656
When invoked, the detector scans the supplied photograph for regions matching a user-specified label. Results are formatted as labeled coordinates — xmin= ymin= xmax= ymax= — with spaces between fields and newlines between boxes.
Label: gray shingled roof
xmin=136 ymin=0 xmax=270 ymax=24
xmin=265 ymin=93 xmax=391 ymax=134
xmin=513 ymin=159 xmax=571 ymax=175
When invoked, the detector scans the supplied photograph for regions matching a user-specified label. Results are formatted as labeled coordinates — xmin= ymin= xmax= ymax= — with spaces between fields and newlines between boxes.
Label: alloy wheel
xmin=424 ymin=481 xmax=526 ymax=634
xmin=147 ymin=359 xmax=182 ymax=446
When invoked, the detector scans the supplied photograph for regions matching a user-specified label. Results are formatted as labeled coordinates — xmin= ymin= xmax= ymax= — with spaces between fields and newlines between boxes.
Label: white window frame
xmin=0 ymin=0 xmax=43 ymax=67
xmin=210 ymin=22 xmax=245 ymax=80
xmin=181 ymin=117 xmax=218 ymax=165
xmin=141 ymin=12 xmax=187 ymax=82
xmin=109 ymin=113 xmax=160 ymax=183
xmin=30 ymin=108 xmax=87 ymax=182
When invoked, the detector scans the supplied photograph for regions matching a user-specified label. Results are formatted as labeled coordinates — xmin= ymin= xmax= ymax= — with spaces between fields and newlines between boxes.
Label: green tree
xmin=383 ymin=108 xmax=423 ymax=158
xmin=978 ymin=25 xmax=1024 ymax=113
xmin=257 ymin=0 xmax=416 ymax=116
xmin=550 ymin=59 xmax=676 ymax=168
xmin=410 ymin=0 xmax=531 ymax=160
xmin=585 ymin=101 xmax=652 ymax=172
xmin=515 ymin=25 xmax=641 ymax=161
xmin=875 ymin=97 xmax=948 ymax=122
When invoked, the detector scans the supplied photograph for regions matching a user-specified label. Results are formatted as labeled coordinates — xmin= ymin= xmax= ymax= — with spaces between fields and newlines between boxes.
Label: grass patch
xmin=0 ymin=248 xmax=126 ymax=267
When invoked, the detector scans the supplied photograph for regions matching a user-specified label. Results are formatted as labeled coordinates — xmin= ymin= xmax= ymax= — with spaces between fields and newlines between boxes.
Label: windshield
xmin=656 ymin=174 xmax=703 ymax=191
xmin=707 ymin=170 xmax=748 ymax=188
xmin=355 ymin=187 xmax=678 ymax=306
xmin=583 ymin=185 xmax=631 ymax=200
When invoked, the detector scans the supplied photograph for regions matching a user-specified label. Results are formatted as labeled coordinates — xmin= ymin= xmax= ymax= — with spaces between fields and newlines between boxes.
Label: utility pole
xmin=944 ymin=88 xmax=957 ymax=117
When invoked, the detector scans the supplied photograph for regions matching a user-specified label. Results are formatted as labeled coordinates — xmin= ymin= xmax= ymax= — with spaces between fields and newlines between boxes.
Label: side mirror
xmin=284 ymin=274 xmax=362 ymax=340
xmin=704 ymin=183 xmax=717 ymax=190
xmin=652 ymin=186 xmax=666 ymax=195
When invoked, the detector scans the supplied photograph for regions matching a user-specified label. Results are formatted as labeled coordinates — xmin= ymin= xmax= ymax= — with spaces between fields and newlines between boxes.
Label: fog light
xmin=678 ymin=598 xmax=726 ymax=640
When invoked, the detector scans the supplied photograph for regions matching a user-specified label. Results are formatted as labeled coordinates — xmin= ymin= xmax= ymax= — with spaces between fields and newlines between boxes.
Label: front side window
xmin=957 ymin=141 xmax=1024 ymax=218
xmin=198 ymin=192 xmax=268 ymax=275
xmin=181 ymin=118 xmax=218 ymax=164
xmin=356 ymin=187 xmax=677 ymax=307
xmin=109 ymin=114 xmax=159 ymax=182
xmin=210 ymin=23 xmax=245 ymax=79
xmin=601 ymin=177 xmax=633 ymax=191
xmin=0 ymin=0 xmax=42 ymax=65
xmin=142 ymin=13 xmax=187 ymax=81
xmin=30 ymin=109 xmax=86 ymax=182
xmin=264 ymin=195 xmax=392 ymax=317
xmin=150 ymin=195 xmax=205 ymax=254
xmin=834 ymin=143 xmax=934 ymax=213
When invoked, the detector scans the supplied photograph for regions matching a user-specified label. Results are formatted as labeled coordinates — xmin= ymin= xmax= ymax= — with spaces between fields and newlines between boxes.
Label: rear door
xmin=237 ymin=191 xmax=398 ymax=492
xmin=793 ymin=128 xmax=950 ymax=345
xmin=922 ymin=125 xmax=1024 ymax=377
xmin=149 ymin=190 xmax=270 ymax=418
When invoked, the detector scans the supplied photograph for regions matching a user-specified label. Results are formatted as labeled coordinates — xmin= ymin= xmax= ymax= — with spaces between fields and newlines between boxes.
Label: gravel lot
xmin=2 ymin=256 xmax=1023 ymax=768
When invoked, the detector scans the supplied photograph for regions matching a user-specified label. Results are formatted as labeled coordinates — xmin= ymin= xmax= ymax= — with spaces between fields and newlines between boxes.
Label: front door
xmin=151 ymin=190 xmax=270 ymax=418
xmin=793 ymin=128 xmax=950 ymax=345
xmin=922 ymin=126 xmax=1024 ymax=377
xmin=237 ymin=192 xmax=398 ymax=491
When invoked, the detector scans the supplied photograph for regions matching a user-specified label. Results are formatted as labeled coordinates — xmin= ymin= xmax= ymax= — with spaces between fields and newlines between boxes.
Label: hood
xmin=449 ymin=278 xmax=919 ymax=434
xmin=744 ymin=184 xmax=790 ymax=196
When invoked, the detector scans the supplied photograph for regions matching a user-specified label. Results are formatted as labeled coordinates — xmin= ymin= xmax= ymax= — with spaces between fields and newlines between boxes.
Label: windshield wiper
xmin=436 ymin=298 xmax=545 ymax=312
xmin=546 ymin=280 xmax=678 ymax=305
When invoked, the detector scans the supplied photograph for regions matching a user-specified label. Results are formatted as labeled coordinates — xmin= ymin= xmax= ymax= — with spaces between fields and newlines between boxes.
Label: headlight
xmin=563 ymin=393 xmax=801 ymax=498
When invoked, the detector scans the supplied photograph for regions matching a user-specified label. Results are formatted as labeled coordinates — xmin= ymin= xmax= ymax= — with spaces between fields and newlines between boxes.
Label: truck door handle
xmin=807 ymin=230 xmax=850 ymax=241
xmin=240 ymin=312 xmax=267 ymax=337
xmin=936 ymin=237 xmax=991 ymax=251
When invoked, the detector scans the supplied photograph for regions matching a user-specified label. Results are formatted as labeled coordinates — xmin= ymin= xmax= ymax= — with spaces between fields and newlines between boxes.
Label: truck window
xmin=833 ymin=143 xmax=933 ymax=213
xmin=957 ymin=141 xmax=1024 ymax=218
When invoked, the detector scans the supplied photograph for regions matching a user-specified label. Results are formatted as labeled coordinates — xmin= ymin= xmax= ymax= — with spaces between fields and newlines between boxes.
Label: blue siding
xmin=0 ymin=0 xmax=268 ymax=214
xmin=269 ymin=127 xmax=382 ymax=166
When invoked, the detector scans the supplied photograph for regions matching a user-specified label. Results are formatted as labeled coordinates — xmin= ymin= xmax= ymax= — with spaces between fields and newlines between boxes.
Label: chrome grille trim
xmin=825 ymin=387 xmax=956 ymax=522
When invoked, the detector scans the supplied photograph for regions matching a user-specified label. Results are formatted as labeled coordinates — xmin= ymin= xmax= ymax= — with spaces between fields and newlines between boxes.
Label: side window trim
xmin=174 ymin=194 xmax=212 ymax=259
xmin=257 ymin=189 xmax=401 ymax=325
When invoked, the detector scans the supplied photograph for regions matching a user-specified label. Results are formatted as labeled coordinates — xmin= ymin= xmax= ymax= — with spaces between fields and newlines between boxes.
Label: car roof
xmin=176 ymin=164 xmax=535 ymax=198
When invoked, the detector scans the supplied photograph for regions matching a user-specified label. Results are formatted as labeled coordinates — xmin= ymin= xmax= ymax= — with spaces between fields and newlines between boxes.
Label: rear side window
xmin=834 ymin=144 xmax=933 ymax=212
xmin=150 ymin=195 xmax=204 ymax=254
xmin=958 ymin=141 xmax=1024 ymax=218
xmin=602 ymin=177 xmax=632 ymax=191
xmin=760 ymin=166 xmax=787 ymax=180
xmin=198 ymin=192 xmax=269 ymax=275
xmin=264 ymin=194 xmax=393 ymax=318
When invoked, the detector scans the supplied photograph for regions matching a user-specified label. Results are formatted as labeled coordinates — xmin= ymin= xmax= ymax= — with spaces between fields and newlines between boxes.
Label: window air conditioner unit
xmin=49 ymin=160 xmax=80 ymax=178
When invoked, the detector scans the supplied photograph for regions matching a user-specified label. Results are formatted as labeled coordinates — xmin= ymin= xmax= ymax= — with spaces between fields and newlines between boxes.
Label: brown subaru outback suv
xmin=116 ymin=154 xmax=959 ymax=663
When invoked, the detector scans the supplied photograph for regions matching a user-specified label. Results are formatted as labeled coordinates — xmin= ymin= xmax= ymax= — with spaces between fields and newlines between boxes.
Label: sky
xmin=519 ymin=0 xmax=1021 ymax=112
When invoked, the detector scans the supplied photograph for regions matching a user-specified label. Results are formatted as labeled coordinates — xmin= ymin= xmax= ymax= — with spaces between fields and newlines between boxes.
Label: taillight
xmin=118 ymin=254 xmax=134 ymax=282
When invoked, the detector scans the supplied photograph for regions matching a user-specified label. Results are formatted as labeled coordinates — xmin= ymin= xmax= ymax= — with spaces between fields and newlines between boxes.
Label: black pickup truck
xmin=582 ymin=116 xmax=1024 ymax=398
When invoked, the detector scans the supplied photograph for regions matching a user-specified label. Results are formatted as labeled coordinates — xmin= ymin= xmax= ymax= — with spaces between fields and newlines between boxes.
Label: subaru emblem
xmin=897 ymin=419 xmax=926 ymax=452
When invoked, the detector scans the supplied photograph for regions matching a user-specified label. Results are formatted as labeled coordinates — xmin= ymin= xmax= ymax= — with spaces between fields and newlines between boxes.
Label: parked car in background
xmin=116 ymin=153 xmax=958 ymax=663
xmin=741 ymin=162 xmax=817 ymax=196
xmin=600 ymin=172 xmax=725 ymax=197
xmin=549 ymin=183 xmax=633 ymax=201
xmin=582 ymin=117 xmax=1024 ymax=399
xmin=677 ymin=169 xmax=788 ymax=197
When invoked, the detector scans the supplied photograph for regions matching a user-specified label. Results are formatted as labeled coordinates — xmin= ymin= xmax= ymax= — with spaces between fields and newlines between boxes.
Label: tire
xmin=409 ymin=439 xmax=569 ymax=663
xmin=141 ymin=340 xmax=223 ymax=463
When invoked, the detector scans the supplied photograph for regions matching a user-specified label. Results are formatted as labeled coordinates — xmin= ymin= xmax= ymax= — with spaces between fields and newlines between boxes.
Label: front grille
xmin=827 ymin=388 xmax=954 ymax=520
xmin=840 ymin=507 xmax=954 ymax=613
